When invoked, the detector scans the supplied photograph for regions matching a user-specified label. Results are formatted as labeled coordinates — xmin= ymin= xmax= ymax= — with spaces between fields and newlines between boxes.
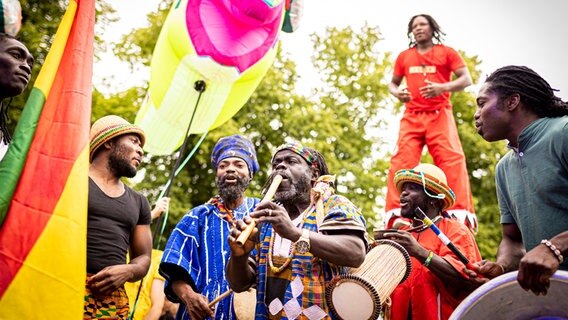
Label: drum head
xmin=233 ymin=288 xmax=256 ymax=320
xmin=450 ymin=270 xmax=568 ymax=320
xmin=326 ymin=276 xmax=381 ymax=320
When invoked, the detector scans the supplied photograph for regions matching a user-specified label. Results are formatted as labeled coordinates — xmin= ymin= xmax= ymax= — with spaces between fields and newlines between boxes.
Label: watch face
xmin=296 ymin=240 xmax=310 ymax=254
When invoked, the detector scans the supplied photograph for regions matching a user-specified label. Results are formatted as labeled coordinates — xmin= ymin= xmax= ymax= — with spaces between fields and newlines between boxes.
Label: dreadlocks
xmin=407 ymin=14 xmax=446 ymax=47
xmin=486 ymin=65 xmax=568 ymax=118
xmin=0 ymin=98 xmax=13 ymax=144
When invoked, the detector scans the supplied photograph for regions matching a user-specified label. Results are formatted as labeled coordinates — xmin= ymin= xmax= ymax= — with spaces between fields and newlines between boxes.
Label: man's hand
xmin=517 ymin=244 xmax=560 ymax=296
xmin=87 ymin=265 xmax=133 ymax=296
xmin=420 ymin=80 xmax=445 ymax=99
xmin=228 ymin=217 xmax=257 ymax=257
xmin=383 ymin=230 xmax=428 ymax=259
xmin=173 ymin=281 xmax=214 ymax=319
xmin=251 ymin=202 xmax=300 ymax=242
xmin=395 ymin=87 xmax=412 ymax=103
xmin=151 ymin=197 xmax=170 ymax=220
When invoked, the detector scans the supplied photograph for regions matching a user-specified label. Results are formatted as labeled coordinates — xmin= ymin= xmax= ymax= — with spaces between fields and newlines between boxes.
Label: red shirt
xmin=389 ymin=218 xmax=482 ymax=320
xmin=393 ymin=44 xmax=466 ymax=111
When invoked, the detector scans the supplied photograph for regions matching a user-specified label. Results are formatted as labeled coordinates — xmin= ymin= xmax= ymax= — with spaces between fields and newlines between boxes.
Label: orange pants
xmin=385 ymin=107 xmax=476 ymax=230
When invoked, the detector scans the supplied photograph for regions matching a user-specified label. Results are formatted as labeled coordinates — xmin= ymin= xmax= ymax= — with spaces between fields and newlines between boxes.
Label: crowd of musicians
xmin=2 ymin=12 xmax=568 ymax=320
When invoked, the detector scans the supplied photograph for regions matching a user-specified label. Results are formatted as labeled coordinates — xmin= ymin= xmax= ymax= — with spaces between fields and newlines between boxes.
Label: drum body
xmin=326 ymin=240 xmax=411 ymax=320
xmin=233 ymin=288 xmax=256 ymax=320
xmin=450 ymin=270 xmax=568 ymax=320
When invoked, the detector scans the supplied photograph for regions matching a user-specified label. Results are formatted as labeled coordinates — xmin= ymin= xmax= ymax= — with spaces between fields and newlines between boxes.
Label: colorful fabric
xmin=84 ymin=276 xmax=129 ymax=320
xmin=389 ymin=218 xmax=481 ymax=320
xmin=210 ymin=134 xmax=259 ymax=175
xmin=385 ymin=104 xmax=476 ymax=231
xmin=273 ymin=141 xmax=316 ymax=168
xmin=394 ymin=163 xmax=456 ymax=210
xmin=254 ymin=178 xmax=367 ymax=319
xmin=160 ymin=196 xmax=260 ymax=320
xmin=0 ymin=0 xmax=94 ymax=318
xmin=89 ymin=115 xmax=146 ymax=162
xmin=125 ymin=249 xmax=165 ymax=320
xmin=496 ymin=116 xmax=568 ymax=270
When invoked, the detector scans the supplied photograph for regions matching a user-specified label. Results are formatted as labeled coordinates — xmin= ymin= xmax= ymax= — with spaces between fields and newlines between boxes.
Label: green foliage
xmin=92 ymin=4 xmax=505 ymax=258
xmin=451 ymin=52 xmax=507 ymax=259
xmin=6 ymin=0 xmax=115 ymax=131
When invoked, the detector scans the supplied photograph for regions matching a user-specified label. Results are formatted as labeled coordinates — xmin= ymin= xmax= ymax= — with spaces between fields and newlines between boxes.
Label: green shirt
xmin=496 ymin=116 xmax=568 ymax=269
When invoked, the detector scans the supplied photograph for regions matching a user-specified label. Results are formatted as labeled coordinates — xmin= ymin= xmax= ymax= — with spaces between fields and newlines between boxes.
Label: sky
xmin=95 ymin=0 xmax=568 ymax=100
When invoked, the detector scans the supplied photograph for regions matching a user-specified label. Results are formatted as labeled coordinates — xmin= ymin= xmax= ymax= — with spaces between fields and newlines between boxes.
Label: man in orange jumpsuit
xmin=385 ymin=14 xmax=476 ymax=231
xmin=381 ymin=163 xmax=481 ymax=320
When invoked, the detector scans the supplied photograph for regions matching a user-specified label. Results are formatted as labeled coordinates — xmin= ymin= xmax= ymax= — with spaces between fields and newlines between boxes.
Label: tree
xmin=7 ymin=0 xmax=116 ymax=132
xmin=95 ymin=2 xmax=504 ymax=260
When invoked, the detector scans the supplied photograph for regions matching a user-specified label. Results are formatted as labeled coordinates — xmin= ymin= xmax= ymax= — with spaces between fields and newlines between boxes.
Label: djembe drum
xmin=326 ymin=240 xmax=411 ymax=320
xmin=450 ymin=270 xmax=568 ymax=320
xmin=233 ymin=288 xmax=256 ymax=320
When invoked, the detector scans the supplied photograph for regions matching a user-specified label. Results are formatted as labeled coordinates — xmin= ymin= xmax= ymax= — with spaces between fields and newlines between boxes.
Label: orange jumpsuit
xmin=385 ymin=44 xmax=476 ymax=231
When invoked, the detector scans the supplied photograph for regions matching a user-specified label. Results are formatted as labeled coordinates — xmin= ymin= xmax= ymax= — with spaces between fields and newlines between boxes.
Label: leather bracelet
xmin=541 ymin=239 xmax=564 ymax=263
xmin=423 ymin=250 xmax=434 ymax=267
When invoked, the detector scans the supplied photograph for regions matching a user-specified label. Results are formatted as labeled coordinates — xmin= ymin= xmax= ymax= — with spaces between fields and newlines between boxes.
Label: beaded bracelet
xmin=423 ymin=250 xmax=434 ymax=267
xmin=541 ymin=239 xmax=564 ymax=263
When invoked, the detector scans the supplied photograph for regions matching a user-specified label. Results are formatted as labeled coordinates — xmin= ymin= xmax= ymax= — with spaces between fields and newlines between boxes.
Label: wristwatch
xmin=295 ymin=229 xmax=311 ymax=254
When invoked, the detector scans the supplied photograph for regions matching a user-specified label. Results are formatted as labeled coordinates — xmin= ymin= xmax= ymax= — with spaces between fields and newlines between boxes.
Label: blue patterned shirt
xmin=160 ymin=196 xmax=260 ymax=320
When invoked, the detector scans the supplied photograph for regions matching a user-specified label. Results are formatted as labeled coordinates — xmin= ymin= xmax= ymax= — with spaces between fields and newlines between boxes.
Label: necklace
xmin=408 ymin=215 xmax=442 ymax=233
xmin=267 ymin=211 xmax=308 ymax=274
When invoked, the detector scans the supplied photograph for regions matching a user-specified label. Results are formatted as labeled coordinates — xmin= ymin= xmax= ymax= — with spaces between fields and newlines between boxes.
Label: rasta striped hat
xmin=394 ymin=163 xmax=456 ymax=210
xmin=273 ymin=141 xmax=316 ymax=166
xmin=89 ymin=115 xmax=146 ymax=162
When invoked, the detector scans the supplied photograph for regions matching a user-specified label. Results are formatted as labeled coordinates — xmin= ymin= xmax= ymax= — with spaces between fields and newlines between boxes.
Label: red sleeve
xmin=437 ymin=220 xmax=482 ymax=278
xmin=393 ymin=50 xmax=406 ymax=77
xmin=445 ymin=46 xmax=466 ymax=72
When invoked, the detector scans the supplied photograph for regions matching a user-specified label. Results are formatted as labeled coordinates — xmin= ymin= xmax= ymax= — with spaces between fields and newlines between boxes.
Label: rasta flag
xmin=0 ymin=0 xmax=94 ymax=318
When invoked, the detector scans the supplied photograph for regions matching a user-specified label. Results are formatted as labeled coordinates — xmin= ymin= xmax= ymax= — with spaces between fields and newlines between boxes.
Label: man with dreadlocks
xmin=468 ymin=65 xmax=568 ymax=296
xmin=227 ymin=142 xmax=367 ymax=319
xmin=0 ymin=33 xmax=34 ymax=161
xmin=385 ymin=14 xmax=476 ymax=232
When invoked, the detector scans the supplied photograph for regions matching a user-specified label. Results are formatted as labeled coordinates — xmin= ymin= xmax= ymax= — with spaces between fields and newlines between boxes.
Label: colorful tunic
xmin=253 ymin=176 xmax=367 ymax=319
xmin=160 ymin=196 xmax=260 ymax=320
xmin=389 ymin=218 xmax=481 ymax=320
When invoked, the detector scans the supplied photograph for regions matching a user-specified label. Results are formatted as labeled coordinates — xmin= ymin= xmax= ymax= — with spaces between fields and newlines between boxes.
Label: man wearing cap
xmin=381 ymin=163 xmax=481 ymax=320
xmin=160 ymin=134 xmax=260 ymax=320
xmin=85 ymin=115 xmax=153 ymax=319
xmin=227 ymin=142 xmax=368 ymax=319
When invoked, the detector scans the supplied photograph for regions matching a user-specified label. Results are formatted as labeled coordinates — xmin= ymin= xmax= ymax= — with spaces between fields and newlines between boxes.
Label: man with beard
xmin=160 ymin=134 xmax=260 ymax=320
xmin=380 ymin=163 xmax=481 ymax=320
xmin=227 ymin=142 xmax=367 ymax=319
xmin=86 ymin=115 xmax=153 ymax=319
xmin=0 ymin=33 xmax=34 ymax=161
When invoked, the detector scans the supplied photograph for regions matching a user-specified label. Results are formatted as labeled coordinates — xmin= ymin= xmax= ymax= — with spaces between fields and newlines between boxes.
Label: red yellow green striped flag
xmin=0 ymin=0 xmax=94 ymax=318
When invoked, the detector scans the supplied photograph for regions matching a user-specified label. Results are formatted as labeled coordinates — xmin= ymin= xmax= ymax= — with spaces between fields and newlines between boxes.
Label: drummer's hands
xmin=228 ymin=217 xmax=257 ymax=257
xmin=384 ymin=230 xmax=428 ymax=259
xmin=517 ymin=244 xmax=560 ymax=296
xmin=461 ymin=260 xmax=499 ymax=289
xmin=470 ymin=260 xmax=506 ymax=280
xmin=173 ymin=281 xmax=214 ymax=319
xmin=251 ymin=202 xmax=300 ymax=241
